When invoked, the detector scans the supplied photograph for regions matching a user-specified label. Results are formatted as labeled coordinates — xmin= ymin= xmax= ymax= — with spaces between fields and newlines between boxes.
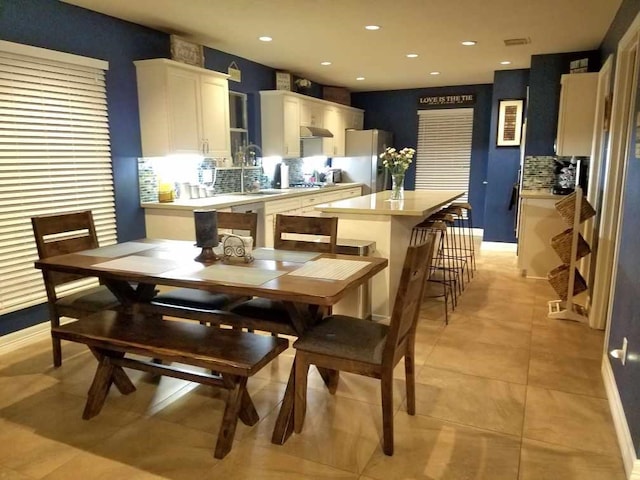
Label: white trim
xmin=480 ymin=241 xmax=517 ymax=252
xmin=0 ymin=40 xmax=108 ymax=70
xmin=0 ymin=321 xmax=50 ymax=355
xmin=602 ymin=356 xmax=640 ymax=479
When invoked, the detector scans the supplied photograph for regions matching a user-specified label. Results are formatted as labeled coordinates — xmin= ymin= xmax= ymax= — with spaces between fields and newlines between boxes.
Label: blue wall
xmin=483 ymin=69 xmax=529 ymax=243
xmin=600 ymin=0 xmax=640 ymax=455
xmin=352 ymin=85 xmax=493 ymax=228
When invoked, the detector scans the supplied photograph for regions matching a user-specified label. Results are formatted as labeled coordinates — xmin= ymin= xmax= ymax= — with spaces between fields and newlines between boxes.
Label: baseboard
xmin=602 ymin=355 xmax=640 ymax=479
xmin=480 ymin=241 xmax=517 ymax=252
xmin=0 ymin=321 xmax=50 ymax=355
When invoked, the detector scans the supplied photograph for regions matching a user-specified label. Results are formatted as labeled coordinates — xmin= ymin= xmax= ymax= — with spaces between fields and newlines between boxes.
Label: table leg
xmin=89 ymin=348 xmax=136 ymax=395
xmin=272 ymin=357 xmax=296 ymax=445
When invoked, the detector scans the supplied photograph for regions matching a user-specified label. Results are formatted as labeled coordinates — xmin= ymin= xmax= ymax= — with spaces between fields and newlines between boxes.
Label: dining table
xmin=34 ymin=238 xmax=388 ymax=444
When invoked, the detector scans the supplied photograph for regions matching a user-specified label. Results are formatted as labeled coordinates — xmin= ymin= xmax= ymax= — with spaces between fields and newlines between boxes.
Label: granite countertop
xmin=140 ymin=183 xmax=362 ymax=211
xmin=520 ymin=189 xmax=567 ymax=200
xmin=314 ymin=190 xmax=466 ymax=217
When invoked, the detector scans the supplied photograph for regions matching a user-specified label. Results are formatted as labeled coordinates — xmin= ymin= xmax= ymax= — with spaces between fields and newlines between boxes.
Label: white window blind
xmin=0 ymin=41 xmax=116 ymax=315
xmin=416 ymin=108 xmax=473 ymax=203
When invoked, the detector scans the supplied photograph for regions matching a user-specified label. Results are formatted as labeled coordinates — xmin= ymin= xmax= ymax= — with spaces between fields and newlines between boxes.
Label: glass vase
xmin=390 ymin=173 xmax=405 ymax=200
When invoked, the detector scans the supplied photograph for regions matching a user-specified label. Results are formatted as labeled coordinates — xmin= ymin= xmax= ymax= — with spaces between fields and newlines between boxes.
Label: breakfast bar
xmin=315 ymin=189 xmax=465 ymax=319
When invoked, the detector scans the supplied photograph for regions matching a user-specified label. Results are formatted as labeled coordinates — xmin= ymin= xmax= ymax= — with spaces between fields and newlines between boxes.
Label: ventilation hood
xmin=300 ymin=126 xmax=334 ymax=138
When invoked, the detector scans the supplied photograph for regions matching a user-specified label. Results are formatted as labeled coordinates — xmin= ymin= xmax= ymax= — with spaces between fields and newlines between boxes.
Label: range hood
xmin=300 ymin=126 xmax=334 ymax=138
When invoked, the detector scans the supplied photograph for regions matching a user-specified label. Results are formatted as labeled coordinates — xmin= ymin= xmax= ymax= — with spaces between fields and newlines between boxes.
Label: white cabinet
xmin=260 ymin=91 xmax=301 ymax=158
xmin=300 ymin=100 xmax=324 ymax=127
xmin=517 ymin=194 xmax=567 ymax=279
xmin=261 ymin=90 xmax=364 ymax=158
xmin=135 ymin=58 xmax=231 ymax=158
xmin=556 ymin=72 xmax=598 ymax=157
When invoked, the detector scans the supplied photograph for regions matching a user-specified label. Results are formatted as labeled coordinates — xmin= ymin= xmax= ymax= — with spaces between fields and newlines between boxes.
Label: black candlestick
xmin=194 ymin=210 xmax=219 ymax=263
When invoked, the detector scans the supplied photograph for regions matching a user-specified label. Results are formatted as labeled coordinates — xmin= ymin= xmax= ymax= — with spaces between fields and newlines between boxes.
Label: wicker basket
xmin=547 ymin=264 xmax=588 ymax=300
xmin=555 ymin=191 xmax=596 ymax=225
xmin=551 ymin=228 xmax=591 ymax=263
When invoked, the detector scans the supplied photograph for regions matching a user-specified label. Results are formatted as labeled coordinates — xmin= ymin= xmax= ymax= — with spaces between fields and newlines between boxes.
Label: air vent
xmin=504 ymin=37 xmax=531 ymax=46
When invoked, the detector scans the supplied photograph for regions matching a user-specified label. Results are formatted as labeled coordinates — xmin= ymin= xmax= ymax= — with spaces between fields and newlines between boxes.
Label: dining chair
xmin=228 ymin=214 xmax=339 ymax=335
xmin=292 ymin=233 xmax=437 ymax=456
xmin=146 ymin=211 xmax=258 ymax=324
xmin=31 ymin=210 xmax=120 ymax=367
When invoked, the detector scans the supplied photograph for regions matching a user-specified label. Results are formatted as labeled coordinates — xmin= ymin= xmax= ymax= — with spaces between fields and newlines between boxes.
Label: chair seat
xmin=151 ymin=288 xmax=234 ymax=312
xmin=229 ymin=298 xmax=293 ymax=325
xmin=56 ymin=285 xmax=119 ymax=312
xmin=293 ymin=315 xmax=389 ymax=365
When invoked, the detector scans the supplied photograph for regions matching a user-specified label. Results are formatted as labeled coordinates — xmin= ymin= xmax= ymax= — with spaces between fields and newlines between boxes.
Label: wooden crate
xmin=323 ymin=86 xmax=351 ymax=106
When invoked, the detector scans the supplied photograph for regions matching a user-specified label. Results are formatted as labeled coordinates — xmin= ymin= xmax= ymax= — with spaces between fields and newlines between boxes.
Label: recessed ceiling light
xmin=461 ymin=40 xmax=477 ymax=46
xmin=500 ymin=60 xmax=512 ymax=65
xmin=356 ymin=77 xmax=365 ymax=81
xmin=406 ymin=53 xmax=419 ymax=58
xmin=430 ymin=71 xmax=440 ymax=75
xmin=365 ymin=25 xmax=380 ymax=30
xmin=320 ymin=61 xmax=332 ymax=66
xmin=258 ymin=36 xmax=272 ymax=42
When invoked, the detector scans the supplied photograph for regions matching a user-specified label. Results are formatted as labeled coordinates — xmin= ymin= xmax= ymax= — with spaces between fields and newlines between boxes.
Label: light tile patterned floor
xmin=0 ymin=247 xmax=626 ymax=479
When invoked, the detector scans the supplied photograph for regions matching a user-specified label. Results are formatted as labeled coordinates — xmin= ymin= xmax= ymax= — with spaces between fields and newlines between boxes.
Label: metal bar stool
xmin=428 ymin=211 xmax=466 ymax=294
xmin=412 ymin=219 xmax=456 ymax=324
xmin=440 ymin=205 xmax=472 ymax=284
xmin=450 ymin=202 xmax=477 ymax=274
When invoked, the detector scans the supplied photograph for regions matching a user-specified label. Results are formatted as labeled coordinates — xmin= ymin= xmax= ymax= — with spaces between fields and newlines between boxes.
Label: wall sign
xmin=228 ymin=61 xmax=241 ymax=82
xmin=418 ymin=93 xmax=475 ymax=108
xmin=276 ymin=71 xmax=292 ymax=91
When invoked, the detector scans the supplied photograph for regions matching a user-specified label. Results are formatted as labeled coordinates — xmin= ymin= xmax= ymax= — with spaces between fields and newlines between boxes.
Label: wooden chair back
xmin=31 ymin=210 xmax=100 ymax=290
xmin=383 ymin=233 xmax=436 ymax=363
xmin=217 ymin=211 xmax=258 ymax=240
xmin=274 ymin=214 xmax=338 ymax=253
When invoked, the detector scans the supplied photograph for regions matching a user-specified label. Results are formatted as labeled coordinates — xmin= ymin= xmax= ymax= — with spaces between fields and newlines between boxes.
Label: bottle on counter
xmin=158 ymin=180 xmax=174 ymax=203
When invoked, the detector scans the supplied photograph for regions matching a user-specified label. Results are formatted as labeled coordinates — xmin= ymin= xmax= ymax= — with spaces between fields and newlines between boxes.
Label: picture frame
xmin=170 ymin=35 xmax=204 ymax=67
xmin=275 ymin=71 xmax=292 ymax=91
xmin=496 ymin=99 xmax=524 ymax=147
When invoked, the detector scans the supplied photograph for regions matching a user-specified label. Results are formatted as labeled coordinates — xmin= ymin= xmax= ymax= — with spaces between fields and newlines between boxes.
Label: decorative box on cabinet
xmin=547 ymin=187 xmax=596 ymax=322
xmin=556 ymin=72 xmax=598 ymax=157
xmin=134 ymin=58 xmax=231 ymax=158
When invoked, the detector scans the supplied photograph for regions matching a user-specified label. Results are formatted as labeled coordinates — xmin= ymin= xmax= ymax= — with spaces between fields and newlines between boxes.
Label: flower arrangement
xmin=379 ymin=147 xmax=416 ymax=175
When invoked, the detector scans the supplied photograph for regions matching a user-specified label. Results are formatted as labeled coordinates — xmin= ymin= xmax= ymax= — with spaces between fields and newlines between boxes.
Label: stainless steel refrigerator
xmin=331 ymin=129 xmax=394 ymax=195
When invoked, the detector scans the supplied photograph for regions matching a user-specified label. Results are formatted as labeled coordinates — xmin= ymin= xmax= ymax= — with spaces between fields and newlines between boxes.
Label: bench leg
xmin=83 ymin=356 xmax=115 ymax=420
xmin=214 ymin=376 xmax=247 ymax=459
xmin=238 ymin=386 xmax=259 ymax=426
xmin=90 ymin=348 xmax=136 ymax=395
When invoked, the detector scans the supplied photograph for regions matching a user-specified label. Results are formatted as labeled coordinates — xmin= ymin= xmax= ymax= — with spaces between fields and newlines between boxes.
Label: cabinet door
xmin=166 ymin=68 xmax=202 ymax=154
xmin=556 ymin=73 xmax=598 ymax=157
xmin=323 ymin=107 xmax=340 ymax=156
xmin=283 ymin=96 xmax=300 ymax=157
xmin=300 ymin=100 xmax=323 ymax=127
xmin=347 ymin=111 xmax=364 ymax=130
xmin=200 ymin=74 xmax=231 ymax=159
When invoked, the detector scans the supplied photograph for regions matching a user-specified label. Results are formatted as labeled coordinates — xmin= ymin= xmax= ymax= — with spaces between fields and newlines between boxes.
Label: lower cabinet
xmin=517 ymin=195 xmax=567 ymax=279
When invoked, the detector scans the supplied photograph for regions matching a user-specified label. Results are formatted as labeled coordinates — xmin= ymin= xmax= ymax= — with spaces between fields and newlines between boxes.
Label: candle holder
xmin=193 ymin=209 xmax=219 ymax=264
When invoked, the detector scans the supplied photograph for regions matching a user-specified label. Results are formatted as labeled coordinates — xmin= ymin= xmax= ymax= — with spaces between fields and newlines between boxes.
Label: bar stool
xmin=450 ymin=202 xmax=476 ymax=274
xmin=428 ymin=211 xmax=466 ymax=294
xmin=439 ymin=206 xmax=471 ymax=284
xmin=412 ymin=219 xmax=456 ymax=324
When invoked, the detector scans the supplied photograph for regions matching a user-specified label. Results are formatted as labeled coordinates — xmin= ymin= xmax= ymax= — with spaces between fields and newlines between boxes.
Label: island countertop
xmin=315 ymin=190 xmax=465 ymax=217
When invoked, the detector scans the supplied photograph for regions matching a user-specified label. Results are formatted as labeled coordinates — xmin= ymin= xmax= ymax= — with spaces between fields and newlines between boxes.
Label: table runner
xmin=287 ymin=258 xmax=370 ymax=280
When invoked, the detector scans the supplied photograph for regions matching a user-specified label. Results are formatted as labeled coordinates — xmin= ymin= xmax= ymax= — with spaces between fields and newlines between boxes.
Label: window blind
xmin=415 ymin=108 xmax=473 ymax=204
xmin=0 ymin=42 xmax=116 ymax=315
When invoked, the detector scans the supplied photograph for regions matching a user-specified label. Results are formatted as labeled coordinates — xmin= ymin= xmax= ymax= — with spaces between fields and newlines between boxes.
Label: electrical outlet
xmin=622 ymin=337 xmax=628 ymax=366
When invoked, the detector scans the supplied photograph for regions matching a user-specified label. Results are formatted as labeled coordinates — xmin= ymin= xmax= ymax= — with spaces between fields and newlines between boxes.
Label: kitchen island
xmin=315 ymin=190 xmax=465 ymax=319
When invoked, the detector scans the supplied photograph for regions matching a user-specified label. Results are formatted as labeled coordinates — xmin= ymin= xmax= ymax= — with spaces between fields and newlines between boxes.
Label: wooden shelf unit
xmin=547 ymin=187 xmax=596 ymax=322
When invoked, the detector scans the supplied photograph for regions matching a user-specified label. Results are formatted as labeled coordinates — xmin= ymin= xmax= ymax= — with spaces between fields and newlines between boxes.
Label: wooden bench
xmin=51 ymin=310 xmax=288 ymax=459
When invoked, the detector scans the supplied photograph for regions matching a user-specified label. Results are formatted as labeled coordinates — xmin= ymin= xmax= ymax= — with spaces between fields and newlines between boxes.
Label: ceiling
xmin=62 ymin=0 xmax=622 ymax=92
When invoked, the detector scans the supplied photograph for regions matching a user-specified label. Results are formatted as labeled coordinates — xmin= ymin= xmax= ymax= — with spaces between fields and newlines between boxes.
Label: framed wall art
xmin=497 ymin=99 xmax=524 ymax=147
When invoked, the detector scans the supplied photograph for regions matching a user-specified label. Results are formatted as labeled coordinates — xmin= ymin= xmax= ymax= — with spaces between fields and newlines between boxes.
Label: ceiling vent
xmin=504 ymin=37 xmax=531 ymax=46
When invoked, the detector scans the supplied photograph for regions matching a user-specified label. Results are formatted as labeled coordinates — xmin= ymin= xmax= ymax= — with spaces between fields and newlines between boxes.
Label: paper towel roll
xmin=280 ymin=164 xmax=289 ymax=189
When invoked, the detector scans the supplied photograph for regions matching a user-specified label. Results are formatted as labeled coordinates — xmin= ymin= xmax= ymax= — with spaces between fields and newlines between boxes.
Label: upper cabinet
xmin=134 ymin=59 xmax=231 ymax=158
xmin=260 ymin=90 xmax=364 ymax=158
xmin=556 ymin=73 xmax=598 ymax=157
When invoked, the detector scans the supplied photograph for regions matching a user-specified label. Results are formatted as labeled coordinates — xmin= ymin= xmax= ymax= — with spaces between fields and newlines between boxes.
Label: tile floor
xmin=0 ymin=248 xmax=626 ymax=479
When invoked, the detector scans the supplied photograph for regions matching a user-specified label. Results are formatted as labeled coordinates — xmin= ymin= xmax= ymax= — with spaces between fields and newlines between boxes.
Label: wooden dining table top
xmin=35 ymin=238 xmax=388 ymax=307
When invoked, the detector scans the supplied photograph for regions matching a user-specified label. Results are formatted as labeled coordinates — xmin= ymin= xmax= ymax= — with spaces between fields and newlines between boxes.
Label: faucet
xmin=240 ymin=144 xmax=263 ymax=193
